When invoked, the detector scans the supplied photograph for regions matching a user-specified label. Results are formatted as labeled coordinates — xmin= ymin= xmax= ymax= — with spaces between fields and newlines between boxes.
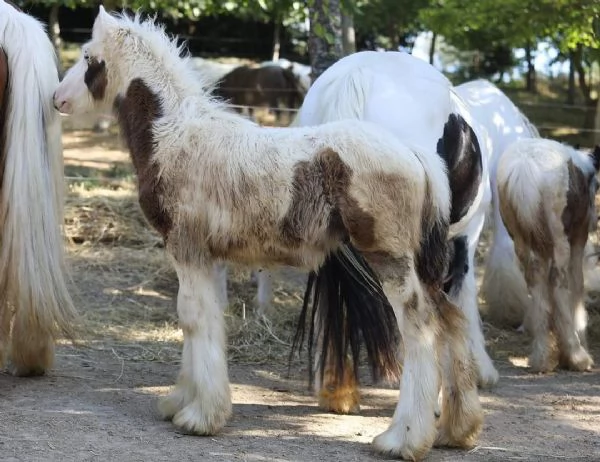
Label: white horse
xmin=287 ymin=51 xmax=498 ymax=418
xmin=454 ymin=79 xmax=540 ymax=329
xmin=54 ymin=9 xmax=483 ymax=459
xmin=497 ymin=139 xmax=599 ymax=372
xmin=0 ymin=0 xmax=77 ymax=376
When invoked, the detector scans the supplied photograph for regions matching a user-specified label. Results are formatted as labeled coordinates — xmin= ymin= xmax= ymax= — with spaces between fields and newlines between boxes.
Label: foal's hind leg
xmin=10 ymin=308 xmax=54 ymax=376
xmin=159 ymin=262 xmax=231 ymax=434
xmin=516 ymin=245 xmax=555 ymax=373
xmin=373 ymin=268 xmax=442 ymax=460
xmin=317 ymin=353 xmax=360 ymax=414
xmin=551 ymin=240 xmax=593 ymax=371
xmin=255 ymin=269 xmax=274 ymax=316
xmin=435 ymin=295 xmax=483 ymax=449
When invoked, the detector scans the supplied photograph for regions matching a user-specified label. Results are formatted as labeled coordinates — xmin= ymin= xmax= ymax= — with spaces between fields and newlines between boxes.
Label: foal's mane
xmin=104 ymin=10 xmax=216 ymax=94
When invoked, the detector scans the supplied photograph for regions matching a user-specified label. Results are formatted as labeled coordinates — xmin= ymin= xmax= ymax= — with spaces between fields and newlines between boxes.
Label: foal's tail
xmin=291 ymin=243 xmax=401 ymax=390
xmin=0 ymin=4 xmax=78 ymax=371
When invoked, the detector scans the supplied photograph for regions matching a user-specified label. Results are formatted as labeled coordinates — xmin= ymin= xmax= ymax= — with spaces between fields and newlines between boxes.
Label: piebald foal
xmin=498 ymin=139 xmax=599 ymax=372
xmin=54 ymin=9 xmax=482 ymax=460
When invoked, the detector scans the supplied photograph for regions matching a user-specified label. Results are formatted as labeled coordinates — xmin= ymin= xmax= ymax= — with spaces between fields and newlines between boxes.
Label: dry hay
xmin=64 ymin=179 xmax=307 ymax=367
xmin=65 ymin=182 xmax=162 ymax=248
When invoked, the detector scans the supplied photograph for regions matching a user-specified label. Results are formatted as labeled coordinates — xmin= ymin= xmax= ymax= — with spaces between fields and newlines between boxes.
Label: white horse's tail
xmin=0 ymin=3 xmax=78 ymax=374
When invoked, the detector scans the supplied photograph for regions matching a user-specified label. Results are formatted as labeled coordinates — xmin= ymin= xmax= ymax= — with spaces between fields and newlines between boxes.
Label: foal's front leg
xmin=159 ymin=262 xmax=232 ymax=435
xmin=373 ymin=275 xmax=441 ymax=460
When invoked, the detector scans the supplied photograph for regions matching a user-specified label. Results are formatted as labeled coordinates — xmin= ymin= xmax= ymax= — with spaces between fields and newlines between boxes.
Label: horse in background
xmin=213 ymin=64 xmax=305 ymax=124
xmin=497 ymin=139 xmax=599 ymax=372
xmin=260 ymin=58 xmax=311 ymax=93
xmin=0 ymin=0 xmax=78 ymax=376
xmin=454 ymin=79 xmax=540 ymax=329
xmin=54 ymin=9 xmax=483 ymax=459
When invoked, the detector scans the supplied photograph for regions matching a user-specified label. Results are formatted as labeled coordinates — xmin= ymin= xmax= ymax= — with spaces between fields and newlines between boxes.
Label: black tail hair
xmin=290 ymin=243 xmax=401 ymax=389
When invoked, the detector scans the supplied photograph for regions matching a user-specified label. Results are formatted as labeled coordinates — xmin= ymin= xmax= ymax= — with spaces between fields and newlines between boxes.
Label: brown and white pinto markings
xmin=497 ymin=139 xmax=599 ymax=373
xmin=54 ymin=9 xmax=483 ymax=459
xmin=0 ymin=0 xmax=77 ymax=376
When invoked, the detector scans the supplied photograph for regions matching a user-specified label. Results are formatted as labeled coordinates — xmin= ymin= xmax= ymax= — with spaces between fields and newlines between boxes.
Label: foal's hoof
xmin=172 ymin=401 xmax=231 ymax=436
xmin=562 ymin=348 xmax=593 ymax=372
xmin=158 ymin=389 xmax=187 ymax=420
xmin=373 ymin=422 xmax=435 ymax=461
xmin=318 ymin=385 xmax=360 ymax=415
xmin=477 ymin=367 xmax=499 ymax=389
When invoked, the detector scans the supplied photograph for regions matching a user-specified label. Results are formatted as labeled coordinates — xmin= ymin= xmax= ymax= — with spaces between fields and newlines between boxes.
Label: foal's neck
xmin=123 ymin=56 xmax=208 ymax=117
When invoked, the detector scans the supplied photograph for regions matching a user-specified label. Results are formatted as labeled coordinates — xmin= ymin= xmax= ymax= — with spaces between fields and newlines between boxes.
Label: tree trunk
xmin=272 ymin=19 xmax=281 ymax=61
xmin=594 ymin=90 xmax=600 ymax=145
xmin=573 ymin=44 xmax=592 ymax=104
xmin=49 ymin=4 xmax=63 ymax=75
xmin=429 ymin=32 xmax=437 ymax=65
xmin=567 ymin=50 xmax=576 ymax=105
xmin=308 ymin=0 xmax=343 ymax=83
xmin=572 ymin=44 xmax=596 ymax=129
xmin=525 ymin=41 xmax=536 ymax=92
xmin=341 ymin=12 xmax=355 ymax=56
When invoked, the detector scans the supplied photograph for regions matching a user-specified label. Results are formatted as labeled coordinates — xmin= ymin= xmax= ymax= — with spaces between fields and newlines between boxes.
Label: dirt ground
xmin=1 ymin=126 xmax=599 ymax=462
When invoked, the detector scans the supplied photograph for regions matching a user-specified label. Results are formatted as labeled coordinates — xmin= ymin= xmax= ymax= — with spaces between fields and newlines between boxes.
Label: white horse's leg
xmin=571 ymin=242 xmax=590 ymax=351
xmin=255 ymin=269 xmax=273 ymax=316
xmin=159 ymin=263 xmax=231 ymax=434
xmin=10 ymin=307 xmax=54 ymax=376
xmin=0 ymin=305 xmax=11 ymax=368
xmin=213 ymin=262 xmax=229 ymax=310
xmin=452 ymin=214 xmax=499 ymax=388
xmin=373 ymin=270 xmax=441 ymax=460
xmin=482 ymin=180 xmax=529 ymax=328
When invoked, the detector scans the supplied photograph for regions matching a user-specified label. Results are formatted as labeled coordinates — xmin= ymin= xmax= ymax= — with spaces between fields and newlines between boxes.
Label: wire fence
xmin=63 ymin=99 xmax=600 ymax=185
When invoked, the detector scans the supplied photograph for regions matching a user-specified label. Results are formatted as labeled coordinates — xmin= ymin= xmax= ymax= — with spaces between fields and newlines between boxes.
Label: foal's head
xmin=54 ymin=7 xmax=189 ymax=115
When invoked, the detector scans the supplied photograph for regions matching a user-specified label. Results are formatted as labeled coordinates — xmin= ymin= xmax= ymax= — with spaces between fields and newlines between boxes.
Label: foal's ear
xmin=94 ymin=5 xmax=119 ymax=34
xmin=591 ymin=145 xmax=600 ymax=172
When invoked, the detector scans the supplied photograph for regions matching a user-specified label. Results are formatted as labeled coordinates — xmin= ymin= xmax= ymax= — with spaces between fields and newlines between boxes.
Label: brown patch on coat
xmin=499 ymin=183 xmax=554 ymax=260
xmin=84 ymin=58 xmax=108 ymax=101
xmin=562 ymin=159 xmax=593 ymax=247
xmin=364 ymin=251 xmax=410 ymax=284
xmin=405 ymin=291 xmax=419 ymax=313
xmin=114 ymin=78 xmax=172 ymax=240
xmin=0 ymin=48 xmax=8 ymax=187
xmin=281 ymin=148 xmax=375 ymax=249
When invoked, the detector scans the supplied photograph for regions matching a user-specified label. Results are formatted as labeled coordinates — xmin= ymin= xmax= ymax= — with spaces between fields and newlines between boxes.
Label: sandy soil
xmin=0 ymin=127 xmax=599 ymax=462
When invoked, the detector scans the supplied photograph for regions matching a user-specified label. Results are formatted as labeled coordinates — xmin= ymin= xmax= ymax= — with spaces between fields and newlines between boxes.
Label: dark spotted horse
xmin=0 ymin=0 xmax=77 ymax=376
xmin=290 ymin=50 xmax=499 ymax=416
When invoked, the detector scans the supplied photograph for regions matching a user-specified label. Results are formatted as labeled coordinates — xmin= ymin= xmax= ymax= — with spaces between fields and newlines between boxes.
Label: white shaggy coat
xmin=53 ymin=9 xmax=484 ymax=460
xmin=0 ymin=0 xmax=77 ymax=376
xmin=497 ymin=138 xmax=596 ymax=372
